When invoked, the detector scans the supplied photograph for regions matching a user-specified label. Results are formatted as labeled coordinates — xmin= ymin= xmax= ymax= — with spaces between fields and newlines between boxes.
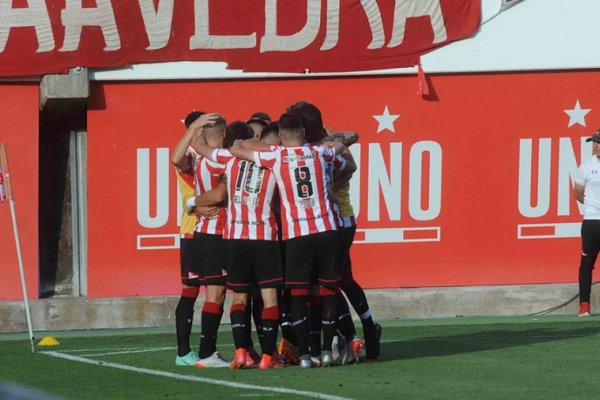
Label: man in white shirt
xmin=574 ymin=129 xmax=600 ymax=317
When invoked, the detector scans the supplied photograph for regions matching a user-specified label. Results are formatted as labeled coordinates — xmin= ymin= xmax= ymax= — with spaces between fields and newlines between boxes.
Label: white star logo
xmin=373 ymin=106 xmax=400 ymax=133
xmin=564 ymin=100 xmax=591 ymax=128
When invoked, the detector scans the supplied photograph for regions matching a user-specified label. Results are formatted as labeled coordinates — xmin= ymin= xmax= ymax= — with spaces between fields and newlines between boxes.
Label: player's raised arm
xmin=191 ymin=140 xmax=218 ymax=162
xmin=322 ymin=140 xmax=346 ymax=157
xmin=230 ymin=139 xmax=258 ymax=162
xmin=321 ymin=130 xmax=359 ymax=147
xmin=171 ymin=113 xmax=218 ymax=170
xmin=240 ymin=137 xmax=273 ymax=151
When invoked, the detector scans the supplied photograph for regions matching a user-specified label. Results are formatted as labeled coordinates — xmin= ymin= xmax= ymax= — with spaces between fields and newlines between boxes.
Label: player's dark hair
xmin=184 ymin=111 xmax=206 ymax=128
xmin=278 ymin=113 xmax=304 ymax=133
xmin=287 ymin=101 xmax=326 ymax=144
xmin=248 ymin=111 xmax=272 ymax=123
xmin=260 ymin=121 xmax=279 ymax=142
xmin=225 ymin=121 xmax=254 ymax=147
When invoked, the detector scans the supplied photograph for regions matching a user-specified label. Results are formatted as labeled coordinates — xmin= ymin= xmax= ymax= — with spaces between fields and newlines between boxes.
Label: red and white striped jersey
xmin=193 ymin=153 xmax=226 ymax=235
xmin=254 ymin=144 xmax=340 ymax=240
xmin=212 ymin=149 xmax=279 ymax=241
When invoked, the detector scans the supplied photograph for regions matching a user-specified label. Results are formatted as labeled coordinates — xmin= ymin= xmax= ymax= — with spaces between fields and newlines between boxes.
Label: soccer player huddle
xmin=171 ymin=101 xmax=381 ymax=370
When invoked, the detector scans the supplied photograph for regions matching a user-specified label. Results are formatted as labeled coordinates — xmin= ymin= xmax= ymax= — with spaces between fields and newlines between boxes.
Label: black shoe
xmin=365 ymin=323 xmax=382 ymax=360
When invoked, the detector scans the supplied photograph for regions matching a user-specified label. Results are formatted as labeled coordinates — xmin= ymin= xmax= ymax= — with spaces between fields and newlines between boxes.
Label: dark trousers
xmin=579 ymin=220 xmax=600 ymax=302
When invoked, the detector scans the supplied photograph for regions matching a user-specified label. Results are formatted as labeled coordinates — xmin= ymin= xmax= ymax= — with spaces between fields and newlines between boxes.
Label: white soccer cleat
xmin=299 ymin=354 xmax=314 ymax=368
xmin=195 ymin=351 xmax=230 ymax=368
xmin=320 ymin=350 xmax=333 ymax=367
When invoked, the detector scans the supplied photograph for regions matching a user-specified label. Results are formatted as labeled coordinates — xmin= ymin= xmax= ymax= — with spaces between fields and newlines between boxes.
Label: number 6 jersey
xmin=212 ymin=149 xmax=279 ymax=241
xmin=253 ymin=144 xmax=342 ymax=240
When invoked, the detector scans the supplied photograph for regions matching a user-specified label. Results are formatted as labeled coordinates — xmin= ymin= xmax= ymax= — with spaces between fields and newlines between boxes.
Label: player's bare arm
xmin=191 ymin=141 xmax=217 ymax=162
xmin=195 ymin=181 xmax=227 ymax=207
xmin=240 ymin=137 xmax=272 ymax=151
xmin=230 ymin=139 xmax=258 ymax=162
xmin=321 ymin=131 xmax=359 ymax=147
xmin=574 ymin=183 xmax=585 ymax=204
xmin=321 ymin=140 xmax=346 ymax=156
xmin=171 ymin=113 xmax=218 ymax=170
xmin=195 ymin=205 xmax=221 ymax=219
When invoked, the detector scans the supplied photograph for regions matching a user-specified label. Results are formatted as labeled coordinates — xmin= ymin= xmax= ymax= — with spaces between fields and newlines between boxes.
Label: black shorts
xmin=180 ymin=238 xmax=202 ymax=286
xmin=285 ymin=230 xmax=340 ymax=289
xmin=194 ymin=232 xmax=226 ymax=286
xmin=338 ymin=225 xmax=356 ymax=282
xmin=226 ymin=239 xmax=283 ymax=292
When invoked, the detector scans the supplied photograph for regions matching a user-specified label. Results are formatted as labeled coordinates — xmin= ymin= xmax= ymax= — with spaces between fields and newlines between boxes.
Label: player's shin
xmin=175 ymin=286 xmax=199 ymax=356
xmin=290 ymin=289 xmax=310 ymax=357
xmin=320 ymin=286 xmax=338 ymax=352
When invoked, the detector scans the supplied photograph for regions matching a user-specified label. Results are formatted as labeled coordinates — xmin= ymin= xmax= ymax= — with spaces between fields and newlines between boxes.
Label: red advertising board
xmin=0 ymin=84 xmax=39 ymax=300
xmin=87 ymin=71 xmax=597 ymax=297
xmin=0 ymin=0 xmax=480 ymax=76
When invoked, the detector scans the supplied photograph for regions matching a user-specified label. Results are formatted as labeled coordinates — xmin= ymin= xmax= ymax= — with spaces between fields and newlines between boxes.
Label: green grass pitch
xmin=2 ymin=316 xmax=600 ymax=399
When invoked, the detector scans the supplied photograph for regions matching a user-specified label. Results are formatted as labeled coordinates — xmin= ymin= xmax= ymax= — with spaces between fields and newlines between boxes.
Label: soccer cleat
xmin=175 ymin=351 xmax=198 ymax=366
xmin=365 ymin=323 xmax=382 ymax=360
xmin=278 ymin=338 xmax=299 ymax=365
xmin=299 ymin=354 xmax=314 ymax=368
xmin=272 ymin=352 xmax=285 ymax=368
xmin=310 ymin=356 xmax=322 ymax=368
xmin=579 ymin=302 xmax=592 ymax=317
xmin=230 ymin=348 xmax=248 ymax=369
xmin=351 ymin=338 xmax=366 ymax=362
xmin=247 ymin=347 xmax=261 ymax=366
xmin=331 ymin=335 xmax=346 ymax=364
xmin=259 ymin=354 xmax=280 ymax=370
xmin=195 ymin=351 xmax=230 ymax=368
xmin=320 ymin=350 xmax=333 ymax=367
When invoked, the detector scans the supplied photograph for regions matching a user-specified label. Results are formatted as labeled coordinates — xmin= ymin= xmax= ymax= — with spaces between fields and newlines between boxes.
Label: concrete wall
xmin=1 ymin=283 xmax=593 ymax=333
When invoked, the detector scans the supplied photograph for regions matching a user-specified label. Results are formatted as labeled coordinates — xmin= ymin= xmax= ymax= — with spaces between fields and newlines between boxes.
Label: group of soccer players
xmin=171 ymin=101 xmax=381 ymax=369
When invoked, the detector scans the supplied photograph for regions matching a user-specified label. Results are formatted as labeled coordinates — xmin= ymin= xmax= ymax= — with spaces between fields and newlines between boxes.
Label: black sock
xmin=244 ymin=299 xmax=254 ymax=350
xmin=199 ymin=301 xmax=223 ymax=359
xmin=343 ymin=279 xmax=376 ymax=334
xmin=261 ymin=305 xmax=279 ymax=356
xmin=175 ymin=295 xmax=197 ymax=357
xmin=320 ymin=291 xmax=337 ymax=352
xmin=280 ymin=290 xmax=296 ymax=345
xmin=230 ymin=304 xmax=247 ymax=350
xmin=290 ymin=294 xmax=309 ymax=356
xmin=336 ymin=291 xmax=356 ymax=343
xmin=309 ymin=297 xmax=321 ymax=357
xmin=252 ymin=291 xmax=264 ymax=350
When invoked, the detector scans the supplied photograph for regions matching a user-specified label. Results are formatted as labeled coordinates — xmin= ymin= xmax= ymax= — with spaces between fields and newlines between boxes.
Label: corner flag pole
xmin=0 ymin=142 xmax=35 ymax=352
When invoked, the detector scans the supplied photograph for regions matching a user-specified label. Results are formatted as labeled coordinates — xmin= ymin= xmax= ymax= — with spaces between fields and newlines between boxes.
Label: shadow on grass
xmin=379 ymin=325 xmax=600 ymax=362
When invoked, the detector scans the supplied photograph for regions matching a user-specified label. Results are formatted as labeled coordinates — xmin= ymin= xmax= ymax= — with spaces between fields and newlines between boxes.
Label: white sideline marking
xmin=79 ymin=346 xmax=176 ymax=357
xmin=43 ymin=351 xmax=353 ymax=400
xmin=61 ymin=347 xmax=157 ymax=353
xmin=380 ymin=333 xmax=600 ymax=343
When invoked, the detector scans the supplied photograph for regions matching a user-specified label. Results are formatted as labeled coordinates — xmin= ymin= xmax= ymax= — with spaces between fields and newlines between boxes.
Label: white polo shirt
xmin=575 ymin=156 xmax=600 ymax=220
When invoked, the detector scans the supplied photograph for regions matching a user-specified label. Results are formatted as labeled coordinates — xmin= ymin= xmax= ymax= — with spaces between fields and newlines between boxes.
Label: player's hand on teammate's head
xmin=189 ymin=113 xmax=219 ymax=136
